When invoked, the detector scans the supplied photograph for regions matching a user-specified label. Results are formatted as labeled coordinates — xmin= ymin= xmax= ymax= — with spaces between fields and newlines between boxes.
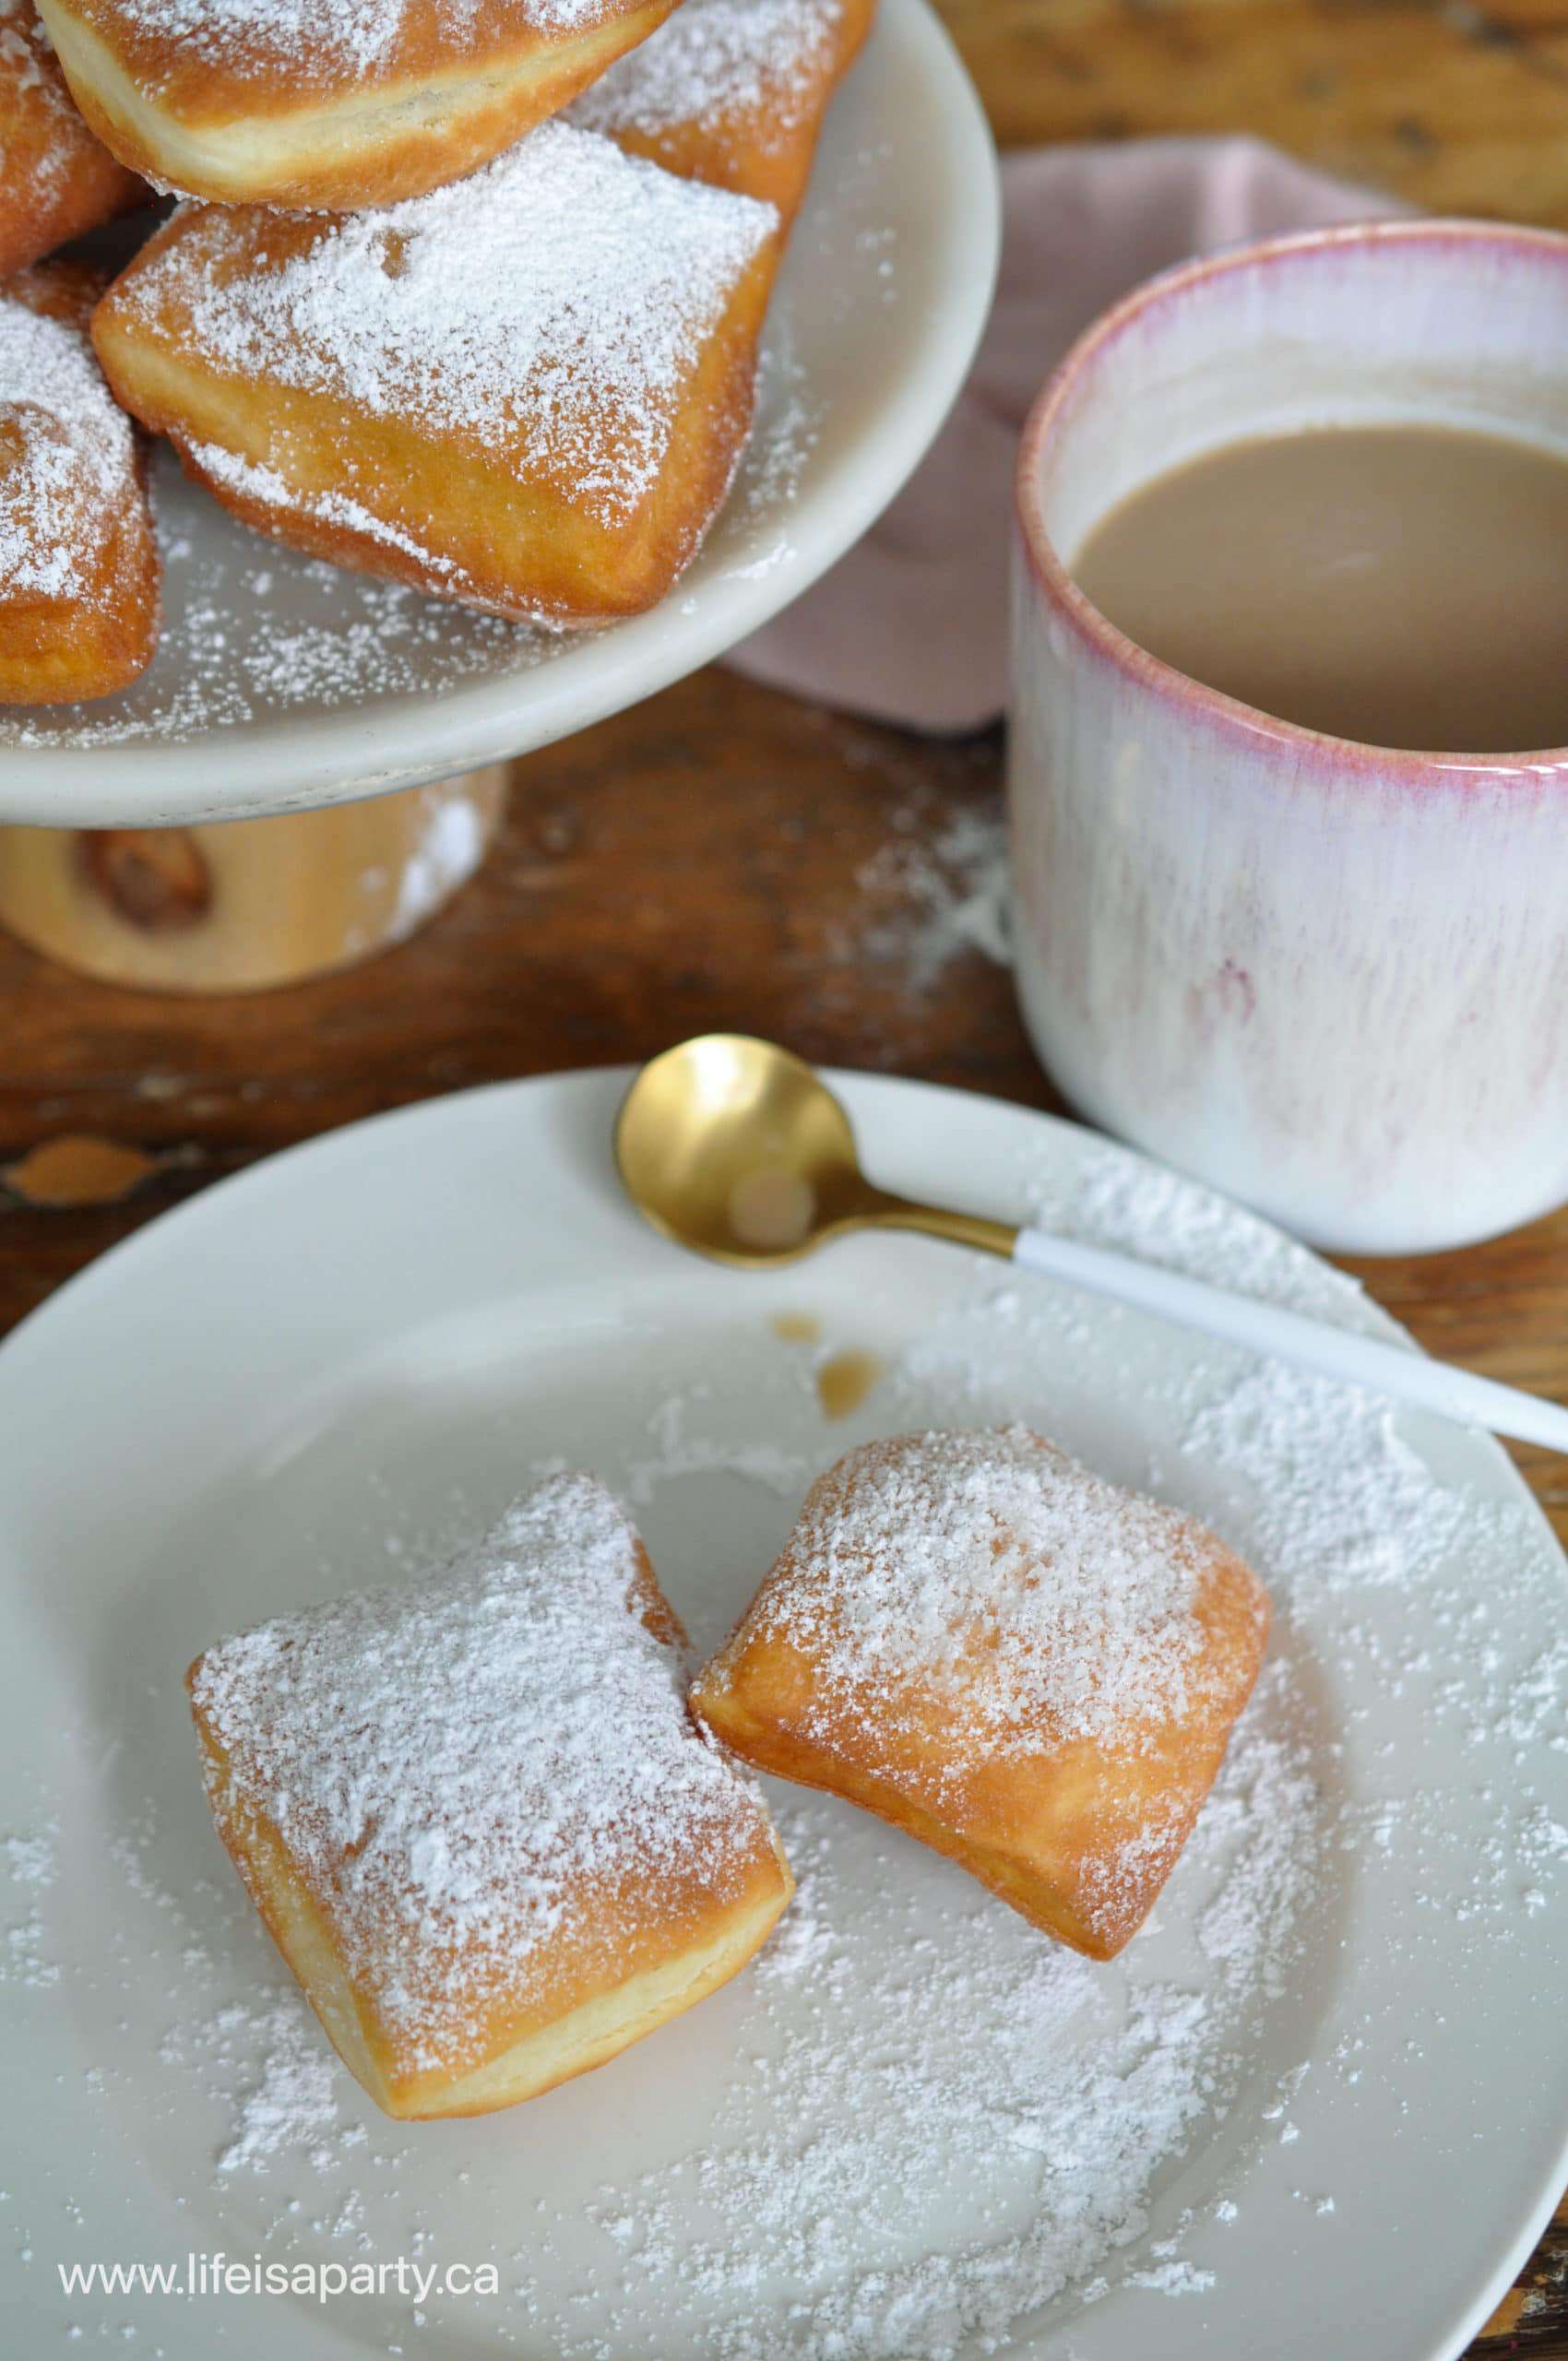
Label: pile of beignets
xmin=187 ymin=1429 xmax=1270 ymax=2121
xmin=0 ymin=0 xmax=876 ymax=704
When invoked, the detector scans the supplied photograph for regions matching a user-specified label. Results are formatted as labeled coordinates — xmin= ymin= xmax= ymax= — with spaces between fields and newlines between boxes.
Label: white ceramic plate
xmin=3 ymin=1069 xmax=1565 ymax=2361
xmin=0 ymin=0 xmax=998 ymax=827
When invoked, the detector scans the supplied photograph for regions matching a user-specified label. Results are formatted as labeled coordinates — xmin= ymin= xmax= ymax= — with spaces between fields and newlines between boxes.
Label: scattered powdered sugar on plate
xmin=717 ymin=306 xmax=820 ymax=573
xmin=623 ymin=1386 xmax=813 ymax=1506
xmin=552 ymin=1676 xmax=1324 ymax=2360
xmin=1 ymin=1829 xmax=55 ymax=1888
xmin=1020 ymin=1133 xmax=1369 ymax=1318
xmin=1183 ymin=1363 xmax=1502 ymax=1597
xmin=2 ymin=1824 xmax=59 ymax=1990
xmin=214 ymin=2001 xmax=364 ymax=2178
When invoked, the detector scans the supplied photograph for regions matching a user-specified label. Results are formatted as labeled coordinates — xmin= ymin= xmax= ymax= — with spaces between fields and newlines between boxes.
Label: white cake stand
xmin=0 ymin=1 xmax=999 ymax=987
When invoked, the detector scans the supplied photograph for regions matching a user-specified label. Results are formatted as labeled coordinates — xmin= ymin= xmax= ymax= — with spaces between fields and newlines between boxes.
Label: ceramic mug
xmin=1009 ymin=219 xmax=1568 ymax=1255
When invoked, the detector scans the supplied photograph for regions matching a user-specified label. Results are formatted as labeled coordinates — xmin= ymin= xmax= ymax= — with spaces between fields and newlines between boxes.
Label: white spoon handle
xmin=1011 ymin=1225 xmax=1568 ymax=1454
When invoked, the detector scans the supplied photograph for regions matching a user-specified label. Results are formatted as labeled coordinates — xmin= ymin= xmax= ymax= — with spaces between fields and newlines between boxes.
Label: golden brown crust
xmin=583 ymin=0 xmax=877 ymax=219
xmin=0 ymin=0 xmax=141 ymax=278
xmin=184 ymin=1482 xmax=794 ymax=2120
xmin=91 ymin=140 xmax=781 ymax=626
xmin=692 ymin=1430 xmax=1271 ymax=1962
xmin=0 ymin=488 xmax=158 ymax=705
xmin=6 ymin=255 xmax=108 ymax=330
xmin=38 ymin=0 xmax=683 ymax=208
xmin=0 ymin=259 xmax=158 ymax=706
xmin=145 ymin=269 xmax=772 ymax=625
xmin=193 ymin=1702 xmax=793 ymax=2118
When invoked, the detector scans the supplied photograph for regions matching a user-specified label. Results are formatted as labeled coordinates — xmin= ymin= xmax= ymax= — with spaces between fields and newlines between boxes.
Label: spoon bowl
xmin=614 ymin=1036 xmax=879 ymax=1266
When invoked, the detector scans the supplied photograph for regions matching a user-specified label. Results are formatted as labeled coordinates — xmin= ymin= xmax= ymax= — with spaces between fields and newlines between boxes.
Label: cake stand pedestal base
xmin=0 ymin=767 xmax=508 ymax=993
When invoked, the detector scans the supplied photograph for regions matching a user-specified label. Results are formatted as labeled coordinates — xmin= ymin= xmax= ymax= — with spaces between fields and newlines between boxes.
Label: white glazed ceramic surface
xmin=2 ymin=1068 xmax=1566 ymax=2361
xmin=0 ymin=0 xmax=1000 ymax=825
xmin=1009 ymin=221 xmax=1568 ymax=1255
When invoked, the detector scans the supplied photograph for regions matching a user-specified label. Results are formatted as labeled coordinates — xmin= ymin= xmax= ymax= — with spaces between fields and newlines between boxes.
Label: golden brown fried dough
xmin=0 ymin=256 xmax=158 ymax=704
xmin=693 ymin=1430 xmax=1270 ymax=1961
xmin=187 ymin=1475 xmax=793 ymax=2122
xmin=0 ymin=0 xmax=140 ymax=279
xmin=94 ymin=123 xmax=780 ymax=625
xmin=37 ymin=0 xmax=683 ymax=209
xmin=568 ymin=0 xmax=876 ymax=220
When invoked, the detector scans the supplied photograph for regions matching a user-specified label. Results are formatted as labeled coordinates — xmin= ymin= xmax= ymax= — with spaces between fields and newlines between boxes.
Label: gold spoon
xmin=614 ymin=1033 xmax=1568 ymax=1454
xmin=615 ymin=1032 xmax=1011 ymax=1266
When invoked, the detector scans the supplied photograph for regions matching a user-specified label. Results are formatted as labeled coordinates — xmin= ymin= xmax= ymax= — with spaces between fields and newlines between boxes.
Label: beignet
xmin=93 ymin=123 xmax=780 ymax=625
xmin=0 ymin=0 xmax=140 ymax=279
xmin=187 ymin=1474 xmax=793 ymax=2120
xmin=35 ymin=0 xmax=683 ymax=209
xmin=0 ymin=259 xmax=158 ymax=705
xmin=692 ymin=1429 xmax=1270 ymax=1961
xmin=568 ymin=0 xmax=876 ymax=219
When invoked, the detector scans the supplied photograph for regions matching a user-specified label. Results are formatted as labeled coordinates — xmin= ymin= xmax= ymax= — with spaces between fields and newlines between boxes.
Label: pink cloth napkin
xmin=730 ymin=136 xmax=1406 ymax=733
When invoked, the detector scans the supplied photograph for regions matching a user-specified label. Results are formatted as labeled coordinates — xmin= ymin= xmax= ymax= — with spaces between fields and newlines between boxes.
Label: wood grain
xmin=3 ymin=2 xmax=1566 ymax=2348
xmin=1 ymin=682 xmax=1564 ymax=2354
xmin=936 ymin=0 xmax=1568 ymax=225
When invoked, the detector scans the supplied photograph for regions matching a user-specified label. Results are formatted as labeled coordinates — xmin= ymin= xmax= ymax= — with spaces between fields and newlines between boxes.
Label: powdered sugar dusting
xmin=0 ymin=294 xmax=138 ymax=607
xmin=107 ymin=0 xmax=609 ymax=89
xmin=0 ymin=0 xmax=82 ymax=199
xmin=718 ymin=1426 xmax=1247 ymax=1757
xmin=189 ymin=1472 xmax=772 ymax=2074
xmin=185 ymin=438 xmax=469 ymax=586
xmin=569 ymin=0 xmax=845 ymax=141
xmin=214 ymin=1998 xmax=344 ymax=2176
xmin=0 ymin=65 xmax=873 ymax=753
xmin=125 ymin=124 xmax=777 ymax=528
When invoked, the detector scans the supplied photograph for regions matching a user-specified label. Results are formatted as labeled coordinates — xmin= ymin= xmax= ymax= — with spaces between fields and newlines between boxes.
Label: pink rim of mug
xmin=1014 ymin=217 xmax=1568 ymax=782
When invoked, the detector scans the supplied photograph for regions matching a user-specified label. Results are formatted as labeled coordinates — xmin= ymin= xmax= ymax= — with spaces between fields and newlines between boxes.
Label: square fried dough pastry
xmin=35 ymin=0 xmax=683 ymax=209
xmin=567 ymin=0 xmax=875 ymax=220
xmin=0 ymin=0 xmax=141 ymax=278
xmin=94 ymin=122 xmax=780 ymax=625
xmin=0 ymin=259 xmax=159 ymax=705
xmin=187 ymin=1474 xmax=793 ymax=2121
xmin=692 ymin=1429 xmax=1270 ymax=1962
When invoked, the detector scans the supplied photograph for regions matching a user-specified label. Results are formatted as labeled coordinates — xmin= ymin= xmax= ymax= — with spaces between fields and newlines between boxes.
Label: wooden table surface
xmin=5 ymin=1 xmax=1567 ymax=2349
